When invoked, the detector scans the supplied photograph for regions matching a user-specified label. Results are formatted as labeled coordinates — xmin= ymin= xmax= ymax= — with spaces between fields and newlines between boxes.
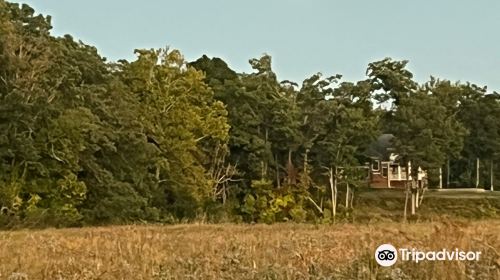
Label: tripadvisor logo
xmin=375 ymin=244 xmax=398 ymax=267
xmin=375 ymin=244 xmax=481 ymax=267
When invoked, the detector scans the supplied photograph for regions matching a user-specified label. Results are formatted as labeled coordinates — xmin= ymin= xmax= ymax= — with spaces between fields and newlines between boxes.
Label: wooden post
xmin=476 ymin=158 xmax=480 ymax=188
xmin=387 ymin=162 xmax=391 ymax=188
xmin=411 ymin=180 xmax=416 ymax=215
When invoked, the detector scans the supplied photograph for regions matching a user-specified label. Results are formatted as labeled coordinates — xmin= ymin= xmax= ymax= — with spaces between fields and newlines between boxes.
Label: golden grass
xmin=0 ymin=220 xmax=498 ymax=279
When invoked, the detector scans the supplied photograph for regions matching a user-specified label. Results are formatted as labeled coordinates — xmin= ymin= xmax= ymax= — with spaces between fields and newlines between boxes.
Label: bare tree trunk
xmin=403 ymin=186 xmax=409 ymax=222
xmin=262 ymin=128 xmax=269 ymax=180
xmin=208 ymin=145 xmax=237 ymax=202
xmin=439 ymin=167 xmax=443 ymax=189
xmin=329 ymin=167 xmax=338 ymax=222
xmin=476 ymin=157 xmax=480 ymax=188
xmin=304 ymin=150 xmax=308 ymax=175
xmin=287 ymin=149 xmax=294 ymax=185
xmin=275 ymin=154 xmax=280 ymax=188
xmin=447 ymin=159 xmax=450 ymax=188
xmin=411 ymin=180 xmax=416 ymax=216
xmin=261 ymin=161 xmax=265 ymax=181
xmin=222 ymin=184 xmax=226 ymax=205
xmin=419 ymin=187 xmax=426 ymax=206
xmin=411 ymin=193 xmax=415 ymax=215
xmin=303 ymin=149 xmax=309 ymax=188
xmin=490 ymin=160 xmax=494 ymax=191
xmin=350 ymin=187 xmax=355 ymax=209
xmin=329 ymin=168 xmax=334 ymax=220
xmin=345 ymin=181 xmax=350 ymax=208
xmin=306 ymin=197 xmax=323 ymax=214
xmin=334 ymin=167 xmax=338 ymax=222
xmin=403 ymin=161 xmax=410 ymax=222
xmin=345 ymin=180 xmax=350 ymax=217
xmin=415 ymin=186 xmax=419 ymax=208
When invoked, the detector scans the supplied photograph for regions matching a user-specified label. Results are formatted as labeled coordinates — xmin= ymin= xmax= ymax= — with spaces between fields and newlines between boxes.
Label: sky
xmin=19 ymin=0 xmax=500 ymax=92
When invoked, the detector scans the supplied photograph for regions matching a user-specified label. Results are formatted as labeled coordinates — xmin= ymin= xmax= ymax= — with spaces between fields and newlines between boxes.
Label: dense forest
xmin=1 ymin=1 xmax=499 ymax=227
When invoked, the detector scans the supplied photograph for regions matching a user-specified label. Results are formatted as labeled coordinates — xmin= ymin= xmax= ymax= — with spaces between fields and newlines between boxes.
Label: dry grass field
xmin=0 ymin=220 xmax=498 ymax=280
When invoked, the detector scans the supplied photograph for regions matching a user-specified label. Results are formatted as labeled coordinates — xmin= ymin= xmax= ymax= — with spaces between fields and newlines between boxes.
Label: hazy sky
xmin=20 ymin=0 xmax=499 ymax=91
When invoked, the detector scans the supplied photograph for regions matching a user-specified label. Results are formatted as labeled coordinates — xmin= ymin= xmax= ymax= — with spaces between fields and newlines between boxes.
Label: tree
xmin=368 ymin=58 xmax=465 ymax=180
xmin=0 ymin=1 xmax=92 ymax=226
xmin=456 ymin=84 xmax=500 ymax=189
xmin=368 ymin=58 xmax=467 ymax=216
xmin=298 ymin=74 xmax=379 ymax=221
xmin=117 ymin=48 xmax=229 ymax=219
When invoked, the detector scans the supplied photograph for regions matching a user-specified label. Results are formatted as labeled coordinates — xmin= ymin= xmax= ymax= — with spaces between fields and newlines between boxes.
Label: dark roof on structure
xmin=365 ymin=134 xmax=395 ymax=161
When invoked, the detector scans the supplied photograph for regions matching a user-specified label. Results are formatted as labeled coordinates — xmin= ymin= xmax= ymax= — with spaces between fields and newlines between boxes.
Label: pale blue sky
xmin=20 ymin=0 xmax=499 ymax=91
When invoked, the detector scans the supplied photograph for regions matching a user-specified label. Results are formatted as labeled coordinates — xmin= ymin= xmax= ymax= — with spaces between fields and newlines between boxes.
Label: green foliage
xmin=0 ymin=1 xmax=230 ymax=226
xmin=368 ymin=59 xmax=466 ymax=175
xmin=240 ymin=179 xmax=314 ymax=223
xmin=0 ymin=1 xmax=498 ymax=227
xmin=116 ymin=48 xmax=229 ymax=219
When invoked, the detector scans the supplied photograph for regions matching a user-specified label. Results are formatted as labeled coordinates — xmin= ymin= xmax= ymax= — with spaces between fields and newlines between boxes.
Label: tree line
xmin=0 ymin=1 xmax=499 ymax=227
